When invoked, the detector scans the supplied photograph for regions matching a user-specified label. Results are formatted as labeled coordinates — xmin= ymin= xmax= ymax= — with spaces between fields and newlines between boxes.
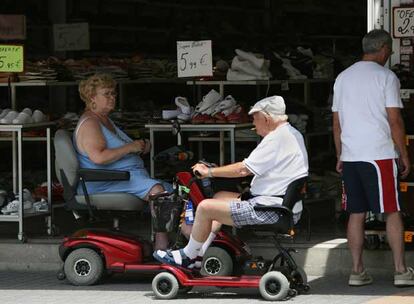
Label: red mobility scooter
xmin=151 ymin=176 xmax=310 ymax=301
xmin=54 ymin=129 xmax=251 ymax=286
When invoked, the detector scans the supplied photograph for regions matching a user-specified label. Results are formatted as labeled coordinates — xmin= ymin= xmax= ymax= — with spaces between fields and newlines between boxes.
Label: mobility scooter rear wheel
xmin=152 ymin=272 xmax=180 ymax=299
xmin=200 ymin=247 xmax=233 ymax=276
xmin=259 ymin=271 xmax=290 ymax=301
xmin=291 ymin=267 xmax=310 ymax=293
xmin=64 ymin=248 xmax=104 ymax=286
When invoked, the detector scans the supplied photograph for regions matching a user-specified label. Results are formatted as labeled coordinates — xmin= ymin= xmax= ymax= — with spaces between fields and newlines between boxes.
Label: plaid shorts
xmin=229 ymin=199 xmax=280 ymax=228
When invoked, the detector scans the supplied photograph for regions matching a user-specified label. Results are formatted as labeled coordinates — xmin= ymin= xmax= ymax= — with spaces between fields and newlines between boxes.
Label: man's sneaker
xmin=348 ymin=269 xmax=373 ymax=286
xmin=394 ymin=267 xmax=414 ymax=286
xmin=153 ymin=249 xmax=199 ymax=270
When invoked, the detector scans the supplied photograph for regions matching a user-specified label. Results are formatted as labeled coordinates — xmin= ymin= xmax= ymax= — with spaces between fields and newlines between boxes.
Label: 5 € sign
xmin=177 ymin=40 xmax=212 ymax=78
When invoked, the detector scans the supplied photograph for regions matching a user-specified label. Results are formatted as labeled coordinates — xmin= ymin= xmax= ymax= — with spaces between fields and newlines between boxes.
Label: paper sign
xmin=53 ymin=23 xmax=90 ymax=51
xmin=393 ymin=7 xmax=414 ymax=37
xmin=0 ymin=15 xmax=26 ymax=40
xmin=177 ymin=40 xmax=213 ymax=78
xmin=0 ymin=44 xmax=24 ymax=72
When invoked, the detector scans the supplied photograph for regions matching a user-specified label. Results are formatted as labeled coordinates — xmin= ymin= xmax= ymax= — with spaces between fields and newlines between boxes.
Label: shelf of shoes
xmin=0 ymin=122 xmax=54 ymax=241
xmin=186 ymin=79 xmax=334 ymax=105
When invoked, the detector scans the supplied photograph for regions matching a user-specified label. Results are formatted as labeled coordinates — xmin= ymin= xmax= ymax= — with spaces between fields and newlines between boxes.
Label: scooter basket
xmin=150 ymin=193 xmax=183 ymax=233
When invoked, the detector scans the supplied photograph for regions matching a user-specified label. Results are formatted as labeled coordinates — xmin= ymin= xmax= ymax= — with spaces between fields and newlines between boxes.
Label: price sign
xmin=0 ymin=15 xmax=26 ymax=40
xmin=177 ymin=40 xmax=213 ymax=78
xmin=393 ymin=7 xmax=414 ymax=38
xmin=53 ymin=22 xmax=90 ymax=51
xmin=0 ymin=44 xmax=24 ymax=72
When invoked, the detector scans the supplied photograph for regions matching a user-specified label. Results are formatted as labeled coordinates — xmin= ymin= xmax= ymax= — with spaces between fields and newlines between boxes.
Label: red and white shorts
xmin=342 ymin=159 xmax=400 ymax=214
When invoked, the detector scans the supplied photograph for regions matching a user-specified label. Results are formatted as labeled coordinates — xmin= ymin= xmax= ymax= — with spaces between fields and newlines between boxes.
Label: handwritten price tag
xmin=0 ymin=44 xmax=24 ymax=73
xmin=177 ymin=40 xmax=213 ymax=78
xmin=393 ymin=7 xmax=414 ymax=38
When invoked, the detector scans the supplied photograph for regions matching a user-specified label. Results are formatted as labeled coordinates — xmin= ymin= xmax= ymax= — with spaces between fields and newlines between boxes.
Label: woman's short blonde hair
xmin=79 ymin=73 xmax=116 ymax=107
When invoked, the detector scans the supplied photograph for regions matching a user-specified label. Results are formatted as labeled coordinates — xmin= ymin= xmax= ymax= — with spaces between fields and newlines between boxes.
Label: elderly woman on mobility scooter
xmin=74 ymin=73 xmax=174 ymax=250
xmin=153 ymin=95 xmax=309 ymax=272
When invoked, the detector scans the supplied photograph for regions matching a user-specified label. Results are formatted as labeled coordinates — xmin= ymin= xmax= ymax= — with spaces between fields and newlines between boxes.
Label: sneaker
xmin=194 ymin=89 xmax=221 ymax=114
xmin=33 ymin=199 xmax=48 ymax=212
xmin=153 ymin=249 xmax=199 ymax=270
xmin=1 ymin=200 xmax=19 ymax=215
xmin=348 ymin=269 xmax=373 ymax=286
xmin=394 ymin=267 xmax=414 ymax=286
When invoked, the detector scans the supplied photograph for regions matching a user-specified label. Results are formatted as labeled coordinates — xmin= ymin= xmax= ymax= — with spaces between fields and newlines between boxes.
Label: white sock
xmin=183 ymin=235 xmax=203 ymax=259
xmin=199 ymin=232 xmax=217 ymax=257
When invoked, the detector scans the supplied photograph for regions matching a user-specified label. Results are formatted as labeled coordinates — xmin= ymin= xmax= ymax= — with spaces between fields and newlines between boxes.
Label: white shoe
xmin=226 ymin=69 xmax=271 ymax=81
xmin=231 ymin=56 xmax=271 ymax=78
xmin=1 ymin=200 xmax=19 ymax=215
xmin=22 ymin=108 xmax=32 ymax=116
xmin=235 ymin=49 xmax=266 ymax=70
xmin=175 ymin=97 xmax=192 ymax=115
xmin=211 ymin=95 xmax=237 ymax=115
xmin=162 ymin=109 xmax=181 ymax=120
xmin=177 ymin=113 xmax=191 ymax=122
xmin=12 ymin=112 xmax=33 ymax=124
xmin=194 ymin=89 xmax=221 ymax=114
xmin=0 ymin=109 xmax=11 ymax=119
xmin=0 ymin=111 xmax=18 ymax=124
xmin=32 ymin=110 xmax=47 ymax=123
xmin=33 ymin=199 xmax=48 ymax=212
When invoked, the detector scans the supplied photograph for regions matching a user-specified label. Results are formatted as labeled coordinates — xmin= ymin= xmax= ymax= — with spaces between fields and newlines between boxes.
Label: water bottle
xmin=185 ymin=200 xmax=194 ymax=225
xmin=201 ymin=178 xmax=214 ymax=198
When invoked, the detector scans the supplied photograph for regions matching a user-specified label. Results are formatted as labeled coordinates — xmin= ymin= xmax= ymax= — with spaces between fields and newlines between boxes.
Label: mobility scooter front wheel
xmin=64 ymin=248 xmax=104 ymax=286
xmin=259 ymin=271 xmax=290 ymax=301
xmin=200 ymin=247 xmax=233 ymax=276
xmin=152 ymin=272 xmax=180 ymax=299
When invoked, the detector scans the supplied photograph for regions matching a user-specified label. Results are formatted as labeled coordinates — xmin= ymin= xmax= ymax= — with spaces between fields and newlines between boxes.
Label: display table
xmin=0 ymin=122 xmax=55 ymax=241
xmin=145 ymin=123 xmax=253 ymax=177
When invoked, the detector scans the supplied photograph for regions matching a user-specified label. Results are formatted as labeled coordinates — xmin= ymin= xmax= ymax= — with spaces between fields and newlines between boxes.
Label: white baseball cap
xmin=248 ymin=96 xmax=286 ymax=116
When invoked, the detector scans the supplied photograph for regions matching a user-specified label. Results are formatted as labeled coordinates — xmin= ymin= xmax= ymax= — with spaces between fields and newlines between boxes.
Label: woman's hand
xmin=191 ymin=163 xmax=209 ymax=178
xmin=142 ymin=139 xmax=151 ymax=155
xmin=128 ymin=140 xmax=146 ymax=154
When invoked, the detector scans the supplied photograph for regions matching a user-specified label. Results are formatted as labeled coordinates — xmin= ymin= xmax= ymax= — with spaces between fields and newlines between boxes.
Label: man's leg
xmin=190 ymin=198 xmax=234 ymax=243
xmin=386 ymin=211 xmax=406 ymax=273
xmin=153 ymin=198 xmax=234 ymax=266
xmin=347 ymin=212 xmax=366 ymax=273
xmin=197 ymin=191 xmax=240 ymax=255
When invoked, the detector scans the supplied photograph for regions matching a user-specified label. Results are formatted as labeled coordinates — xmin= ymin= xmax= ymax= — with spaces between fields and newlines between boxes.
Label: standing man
xmin=332 ymin=29 xmax=413 ymax=286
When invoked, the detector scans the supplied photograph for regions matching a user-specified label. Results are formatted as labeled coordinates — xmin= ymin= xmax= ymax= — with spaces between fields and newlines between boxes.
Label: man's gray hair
xmin=362 ymin=29 xmax=392 ymax=54
xmin=266 ymin=113 xmax=288 ymax=122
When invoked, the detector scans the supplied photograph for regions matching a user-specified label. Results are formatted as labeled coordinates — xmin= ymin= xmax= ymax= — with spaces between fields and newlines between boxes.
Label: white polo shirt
xmin=243 ymin=123 xmax=308 ymax=202
xmin=332 ymin=61 xmax=403 ymax=161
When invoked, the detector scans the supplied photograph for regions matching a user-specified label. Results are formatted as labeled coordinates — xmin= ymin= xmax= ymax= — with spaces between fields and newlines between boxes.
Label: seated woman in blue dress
xmin=74 ymin=73 xmax=173 ymax=250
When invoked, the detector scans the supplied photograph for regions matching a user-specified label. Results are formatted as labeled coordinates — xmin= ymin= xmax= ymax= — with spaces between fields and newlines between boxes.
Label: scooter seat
xmin=75 ymin=192 xmax=145 ymax=211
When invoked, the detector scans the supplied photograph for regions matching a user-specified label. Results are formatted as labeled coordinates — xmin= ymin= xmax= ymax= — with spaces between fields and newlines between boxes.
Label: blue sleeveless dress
xmin=74 ymin=117 xmax=172 ymax=199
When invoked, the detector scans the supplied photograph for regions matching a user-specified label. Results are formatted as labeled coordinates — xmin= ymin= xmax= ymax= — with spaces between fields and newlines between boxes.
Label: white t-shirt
xmin=332 ymin=61 xmax=403 ymax=161
xmin=243 ymin=123 xmax=308 ymax=208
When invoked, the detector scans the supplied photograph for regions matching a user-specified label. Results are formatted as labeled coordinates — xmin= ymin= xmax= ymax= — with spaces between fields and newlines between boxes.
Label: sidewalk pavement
xmin=0 ymin=271 xmax=413 ymax=304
